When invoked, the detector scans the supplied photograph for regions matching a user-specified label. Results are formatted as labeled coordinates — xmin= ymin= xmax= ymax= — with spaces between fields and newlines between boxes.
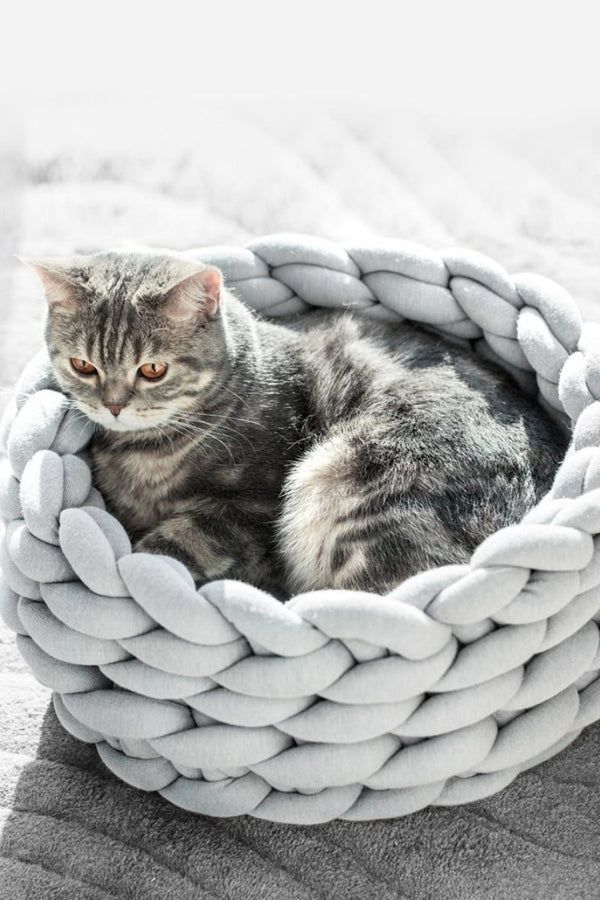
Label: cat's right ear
xmin=19 ymin=256 xmax=85 ymax=311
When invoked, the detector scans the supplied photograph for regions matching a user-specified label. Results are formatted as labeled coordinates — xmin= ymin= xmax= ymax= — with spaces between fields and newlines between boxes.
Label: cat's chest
xmin=96 ymin=439 xmax=193 ymax=491
xmin=120 ymin=447 xmax=191 ymax=491
xmin=91 ymin=439 xmax=200 ymax=532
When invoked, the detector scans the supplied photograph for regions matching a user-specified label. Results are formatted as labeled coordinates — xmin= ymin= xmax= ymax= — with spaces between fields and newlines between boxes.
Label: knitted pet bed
xmin=2 ymin=234 xmax=600 ymax=826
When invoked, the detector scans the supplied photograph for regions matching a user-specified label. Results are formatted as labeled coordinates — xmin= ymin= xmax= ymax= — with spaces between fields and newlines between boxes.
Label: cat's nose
xmin=104 ymin=402 xmax=126 ymax=417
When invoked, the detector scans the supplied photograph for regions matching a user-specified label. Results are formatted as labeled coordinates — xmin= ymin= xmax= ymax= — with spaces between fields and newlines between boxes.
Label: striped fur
xmin=38 ymin=250 xmax=567 ymax=596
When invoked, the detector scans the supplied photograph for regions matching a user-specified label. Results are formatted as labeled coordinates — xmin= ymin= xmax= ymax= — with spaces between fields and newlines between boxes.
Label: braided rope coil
xmin=2 ymin=233 xmax=600 ymax=824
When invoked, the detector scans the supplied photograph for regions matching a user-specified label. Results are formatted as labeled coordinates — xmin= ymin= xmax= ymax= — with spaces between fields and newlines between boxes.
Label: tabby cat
xmin=29 ymin=249 xmax=566 ymax=596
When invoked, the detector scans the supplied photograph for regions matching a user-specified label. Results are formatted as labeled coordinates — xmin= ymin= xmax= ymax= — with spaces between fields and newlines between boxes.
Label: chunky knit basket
xmin=2 ymin=233 xmax=600 ymax=825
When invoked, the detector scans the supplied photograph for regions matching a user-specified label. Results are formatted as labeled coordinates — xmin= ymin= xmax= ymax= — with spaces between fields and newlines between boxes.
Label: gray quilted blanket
xmin=1 ymin=101 xmax=599 ymax=898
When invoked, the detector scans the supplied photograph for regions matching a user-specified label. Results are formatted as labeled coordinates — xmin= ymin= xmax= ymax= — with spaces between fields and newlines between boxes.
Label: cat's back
xmin=293 ymin=311 xmax=566 ymax=524
xmin=278 ymin=312 xmax=567 ymax=591
xmin=294 ymin=311 xmax=565 ymax=457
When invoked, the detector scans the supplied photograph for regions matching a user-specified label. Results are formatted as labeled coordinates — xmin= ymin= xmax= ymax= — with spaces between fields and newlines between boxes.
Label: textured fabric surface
xmin=1 ymin=102 xmax=600 ymax=896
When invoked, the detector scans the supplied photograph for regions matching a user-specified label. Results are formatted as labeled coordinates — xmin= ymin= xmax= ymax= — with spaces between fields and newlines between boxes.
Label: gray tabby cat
xmin=29 ymin=249 xmax=566 ymax=596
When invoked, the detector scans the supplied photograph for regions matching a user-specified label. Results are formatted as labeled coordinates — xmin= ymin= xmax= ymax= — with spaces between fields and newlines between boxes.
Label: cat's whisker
xmin=166 ymin=410 xmax=253 ymax=440
xmin=152 ymin=400 xmax=266 ymax=432
xmin=167 ymin=415 xmax=236 ymax=445
xmin=162 ymin=418 xmax=237 ymax=465
xmin=154 ymin=423 xmax=177 ymax=453
xmin=185 ymin=409 xmax=267 ymax=430
xmin=221 ymin=383 xmax=258 ymax=413
xmin=62 ymin=402 xmax=98 ymax=442
xmin=165 ymin=415 xmax=258 ymax=456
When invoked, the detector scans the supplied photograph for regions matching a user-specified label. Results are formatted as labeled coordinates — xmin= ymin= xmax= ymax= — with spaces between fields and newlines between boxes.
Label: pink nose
xmin=105 ymin=402 xmax=126 ymax=417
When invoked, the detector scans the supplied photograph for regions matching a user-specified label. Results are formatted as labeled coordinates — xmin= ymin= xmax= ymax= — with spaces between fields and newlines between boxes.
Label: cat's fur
xmin=33 ymin=249 xmax=567 ymax=596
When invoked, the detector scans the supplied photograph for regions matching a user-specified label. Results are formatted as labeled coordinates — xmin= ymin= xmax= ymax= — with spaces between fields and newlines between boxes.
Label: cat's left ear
xmin=164 ymin=266 xmax=223 ymax=321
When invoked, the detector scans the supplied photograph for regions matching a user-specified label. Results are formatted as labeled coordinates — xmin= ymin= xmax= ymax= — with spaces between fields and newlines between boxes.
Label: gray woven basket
xmin=2 ymin=233 xmax=600 ymax=825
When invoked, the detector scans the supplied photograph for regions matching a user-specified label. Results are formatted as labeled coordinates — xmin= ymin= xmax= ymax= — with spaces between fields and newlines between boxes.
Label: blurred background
xmin=2 ymin=0 xmax=600 ymax=398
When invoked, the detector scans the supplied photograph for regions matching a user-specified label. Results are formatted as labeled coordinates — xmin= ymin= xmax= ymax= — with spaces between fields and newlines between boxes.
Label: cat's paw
xmin=133 ymin=532 xmax=205 ymax=581
xmin=133 ymin=533 xmax=166 ymax=555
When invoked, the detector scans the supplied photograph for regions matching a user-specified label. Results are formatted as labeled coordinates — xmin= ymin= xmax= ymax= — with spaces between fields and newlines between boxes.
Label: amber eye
xmin=138 ymin=362 xmax=168 ymax=381
xmin=70 ymin=358 xmax=97 ymax=376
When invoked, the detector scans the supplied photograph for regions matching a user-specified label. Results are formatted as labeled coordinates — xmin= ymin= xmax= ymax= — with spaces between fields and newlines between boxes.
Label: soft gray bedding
xmin=1 ymin=102 xmax=599 ymax=898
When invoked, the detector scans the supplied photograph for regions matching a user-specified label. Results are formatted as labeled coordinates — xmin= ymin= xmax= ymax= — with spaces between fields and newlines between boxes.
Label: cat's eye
xmin=138 ymin=362 xmax=168 ymax=381
xmin=70 ymin=357 xmax=97 ymax=376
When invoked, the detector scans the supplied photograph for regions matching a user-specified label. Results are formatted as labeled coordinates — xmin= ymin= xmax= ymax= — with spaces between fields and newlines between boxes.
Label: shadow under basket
xmin=2 ymin=233 xmax=600 ymax=825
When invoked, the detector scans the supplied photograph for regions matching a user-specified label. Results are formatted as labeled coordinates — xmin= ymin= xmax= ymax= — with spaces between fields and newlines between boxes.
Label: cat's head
xmin=25 ymin=249 xmax=227 ymax=433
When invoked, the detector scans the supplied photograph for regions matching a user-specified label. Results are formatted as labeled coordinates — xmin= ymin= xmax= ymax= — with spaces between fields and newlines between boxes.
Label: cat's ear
xmin=20 ymin=256 xmax=89 ymax=311
xmin=163 ymin=266 xmax=223 ymax=322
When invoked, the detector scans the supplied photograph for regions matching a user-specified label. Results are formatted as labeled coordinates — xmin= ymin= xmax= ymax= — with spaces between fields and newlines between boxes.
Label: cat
xmin=29 ymin=248 xmax=567 ymax=597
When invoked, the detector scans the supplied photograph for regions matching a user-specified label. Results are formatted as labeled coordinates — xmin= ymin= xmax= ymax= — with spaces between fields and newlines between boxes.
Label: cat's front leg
xmin=134 ymin=514 xmax=236 ymax=583
xmin=133 ymin=510 xmax=277 ymax=590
